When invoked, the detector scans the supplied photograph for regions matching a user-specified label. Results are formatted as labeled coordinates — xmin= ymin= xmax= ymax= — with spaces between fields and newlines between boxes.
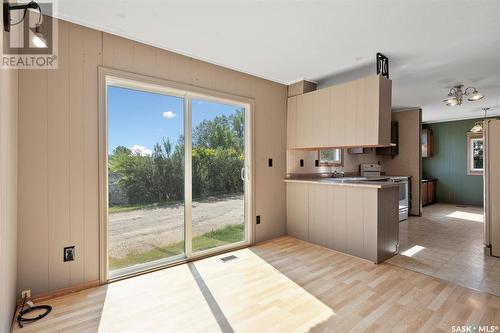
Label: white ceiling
xmin=57 ymin=1 xmax=500 ymax=123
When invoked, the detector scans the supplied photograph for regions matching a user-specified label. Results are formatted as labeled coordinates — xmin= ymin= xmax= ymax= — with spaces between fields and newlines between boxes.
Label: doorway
xmin=100 ymin=69 xmax=253 ymax=280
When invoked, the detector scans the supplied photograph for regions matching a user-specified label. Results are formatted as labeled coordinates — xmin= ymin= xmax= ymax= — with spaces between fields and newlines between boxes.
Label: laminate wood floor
xmin=387 ymin=204 xmax=500 ymax=296
xmin=12 ymin=236 xmax=500 ymax=333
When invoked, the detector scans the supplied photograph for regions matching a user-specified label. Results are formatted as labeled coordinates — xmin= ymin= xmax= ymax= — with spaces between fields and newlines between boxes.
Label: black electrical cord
xmin=16 ymin=294 xmax=52 ymax=328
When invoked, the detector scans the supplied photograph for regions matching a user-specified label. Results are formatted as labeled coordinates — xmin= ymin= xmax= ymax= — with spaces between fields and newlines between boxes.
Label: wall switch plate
xmin=21 ymin=290 xmax=31 ymax=299
xmin=64 ymin=246 xmax=75 ymax=262
xmin=256 ymin=215 xmax=261 ymax=224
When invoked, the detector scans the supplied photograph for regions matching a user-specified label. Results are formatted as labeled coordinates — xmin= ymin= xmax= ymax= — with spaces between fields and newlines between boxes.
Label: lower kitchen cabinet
xmin=286 ymin=181 xmax=399 ymax=263
xmin=308 ymin=185 xmax=330 ymax=248
xmin=286 ymin=182 xmax=309 ymax=240
xmin=422 ymin=179 xmax=437 ymax=206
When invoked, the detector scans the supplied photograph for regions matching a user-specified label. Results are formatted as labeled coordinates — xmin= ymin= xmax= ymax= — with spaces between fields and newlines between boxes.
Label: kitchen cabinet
xmin=286 ymin=97 xmax=298 ymax=149
xmin=422 ymin=128 xmax=433 ymax=158
xmin=348 ymin=147 xmax=373 ymax=154
xmin=287 ymin=75 xmax=392 ymax=149
xmin=285 ymin=180 xmax=399 ymax=263
xmin=308 ymin=185 xmax=331 ymax=248
xmin=286 ymin=182 xmax=309 ymax=240
xmin=422 ymin=179 xmax=437 ymax=206
xmin=288 ymin=80 xmax=317 ymax=97
xmin=376 ymin=121 xmax=399 ymax=156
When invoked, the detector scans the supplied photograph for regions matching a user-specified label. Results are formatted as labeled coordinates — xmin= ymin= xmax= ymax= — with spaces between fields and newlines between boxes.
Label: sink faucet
xmin=331 ymin=170 xmax=345 ymax=178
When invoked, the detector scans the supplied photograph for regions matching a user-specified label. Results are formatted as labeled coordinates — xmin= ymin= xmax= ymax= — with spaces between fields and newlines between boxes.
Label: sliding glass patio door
xmin=107 ymin=85 xmax=186 ymax=277
xmin=104 ymin=74 xmax=250 ymax=279
xmin=190 ymin=98 xmax=246 ymax=254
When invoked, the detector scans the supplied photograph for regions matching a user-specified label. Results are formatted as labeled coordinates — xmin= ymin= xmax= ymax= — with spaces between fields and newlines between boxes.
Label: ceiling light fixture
xmin=470 ymin=107 xmax=489 ymax=133
xmin=442 ymin=84 xmax=484 ymax=106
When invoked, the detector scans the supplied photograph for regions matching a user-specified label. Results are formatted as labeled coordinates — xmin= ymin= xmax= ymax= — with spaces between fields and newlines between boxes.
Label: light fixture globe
xmin=469 ymin=107 xmax=490 ymax=133
xmin=442 ymin=92 xmax=456 ymax=103
xmin=467 ymin=89 xmax=484 ymax=101
xmin=470 ymin=122 xmax=483 ymax=133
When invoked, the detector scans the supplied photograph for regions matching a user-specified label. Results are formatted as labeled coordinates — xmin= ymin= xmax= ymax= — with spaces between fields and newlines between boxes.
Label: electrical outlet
xmin=64 ymin=246 xmax=75 ymax=262
xmin=21 ymin=290 xmax=31 ymax=299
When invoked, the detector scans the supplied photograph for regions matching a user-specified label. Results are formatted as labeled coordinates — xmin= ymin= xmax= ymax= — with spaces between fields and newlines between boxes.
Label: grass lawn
xmin=109 ymin=224 xmax=244 ymax=270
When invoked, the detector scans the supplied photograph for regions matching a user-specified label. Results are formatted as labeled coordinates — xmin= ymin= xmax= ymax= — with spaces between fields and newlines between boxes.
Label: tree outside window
xmin=318 ymin=149 xmax=342 ymax=166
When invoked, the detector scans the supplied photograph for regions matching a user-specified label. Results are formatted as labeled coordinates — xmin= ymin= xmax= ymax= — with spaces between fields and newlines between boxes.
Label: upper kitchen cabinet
xmin=287 ymin=75 xmax=392 ymax=149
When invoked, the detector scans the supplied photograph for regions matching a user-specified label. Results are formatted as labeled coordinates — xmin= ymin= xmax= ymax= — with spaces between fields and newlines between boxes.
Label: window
xmin=318 ymin=149 xmax=342 ymax=166
xmin=100 ymin=68 xmax=252 ymax=280
xmin=467 ymin=132 xmax=483 ymax=176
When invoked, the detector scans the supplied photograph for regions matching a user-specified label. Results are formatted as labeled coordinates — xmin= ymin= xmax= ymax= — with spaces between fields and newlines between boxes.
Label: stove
xmin=359 ymin=164 xmax=409 ymax=222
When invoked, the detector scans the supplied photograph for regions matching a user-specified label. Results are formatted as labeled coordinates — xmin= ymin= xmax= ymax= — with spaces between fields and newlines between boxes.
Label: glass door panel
xmin=191 ymin=98 xmax=246 ymax=253
xmin=107 ymin=85 xmax=185 ymax=276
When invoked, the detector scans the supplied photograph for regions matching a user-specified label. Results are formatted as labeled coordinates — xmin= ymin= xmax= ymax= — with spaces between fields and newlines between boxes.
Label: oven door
xmin=392 ymin=179 xmax=409 ymax=221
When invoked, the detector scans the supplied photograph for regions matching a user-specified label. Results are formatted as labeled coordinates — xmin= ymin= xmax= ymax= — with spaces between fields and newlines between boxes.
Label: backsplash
xmin=287 ymin=149 xmax=384 ymax=175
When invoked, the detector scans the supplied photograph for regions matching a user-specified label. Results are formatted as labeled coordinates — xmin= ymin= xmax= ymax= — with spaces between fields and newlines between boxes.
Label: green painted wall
xmin=422 ymin=118 xmax=484 ymax=207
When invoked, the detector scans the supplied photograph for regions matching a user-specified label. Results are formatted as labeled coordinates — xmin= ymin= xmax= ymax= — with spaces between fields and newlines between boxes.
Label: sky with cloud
xmin=107 ymin=85 xmax=243 ymax=155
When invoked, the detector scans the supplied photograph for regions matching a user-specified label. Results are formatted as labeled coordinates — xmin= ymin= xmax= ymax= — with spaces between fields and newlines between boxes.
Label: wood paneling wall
xmin=422 ymin=118 xmax=486 ymax=207
xmin=18 ymin=19 xmax=287 ymax=296
xmin=18 ymin=20 xmax=102 ymax=296
xmin=0 ymin=3 xmax=19 ymax=330
xmin=0 ymin=58 xmax=18 ymax=333
xmin=384 ymin=109 xmax=422 ymax=216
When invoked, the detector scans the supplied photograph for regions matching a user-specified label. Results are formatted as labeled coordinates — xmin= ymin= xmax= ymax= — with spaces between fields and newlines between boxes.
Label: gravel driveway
xmin=109 ymin=194 xmax=244 ymax=258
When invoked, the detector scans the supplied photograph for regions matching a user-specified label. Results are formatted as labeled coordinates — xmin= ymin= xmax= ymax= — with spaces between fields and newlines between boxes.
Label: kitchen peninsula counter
xmin=286 ymin=178 xmax=399 ymax=263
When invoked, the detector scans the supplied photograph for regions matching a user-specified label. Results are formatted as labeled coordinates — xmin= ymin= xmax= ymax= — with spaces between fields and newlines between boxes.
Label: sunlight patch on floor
xmin=447 ymin=211 xmax=484 ymax=223
xmin=401 ymin=245 xmax=425 ymax=257
xmin=97 ymin=248 xmax=334 ymax=332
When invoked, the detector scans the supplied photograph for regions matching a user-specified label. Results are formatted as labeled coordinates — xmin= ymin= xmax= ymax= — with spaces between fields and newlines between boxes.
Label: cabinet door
xmin=308 ymin=185 xmax=330 ymax=248
xmin=345 ymin=187 xmax=364 ymax=257
xmin=297 ymin=92 xmax=318 ymax=148
xmin=343 ymin=81 xmax=357 ymax=145
xmin=377 ymin=75 xmax=392 ymax=147
xmin=287 ymin=96 xmax=297 ymax=149
xmin=314 ymin=89 xmax=331 ymax=147
xmin=429 ymin=181 xmax=436 ymax=203
xmin=422 ymin=182 xmax=429 ymax=206
xmin=286 ymin=183 xmax=309 ymax=241
xmin=329 ymin=186 xmax=346 ymax=252
xmin=354 ymin=77 xmax=367 ymax=146
xmin=330 ymin=85 xmax=346 ymax=147
xmin=295 ymin=94 xmax=308 ymax=148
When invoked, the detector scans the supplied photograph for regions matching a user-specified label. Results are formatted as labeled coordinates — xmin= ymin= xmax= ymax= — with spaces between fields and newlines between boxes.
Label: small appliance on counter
xmin=359 ymin=164 xmax=409 ymax=222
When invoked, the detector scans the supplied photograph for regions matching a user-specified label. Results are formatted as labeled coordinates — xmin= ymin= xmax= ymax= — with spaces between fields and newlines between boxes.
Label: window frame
xmin=318 ymin=148 xmax=343 ymax=166
xmin=467 ymin=132 xmax=484 ymax=176
xmin=98 ymin=66 xmax=255 ymax=283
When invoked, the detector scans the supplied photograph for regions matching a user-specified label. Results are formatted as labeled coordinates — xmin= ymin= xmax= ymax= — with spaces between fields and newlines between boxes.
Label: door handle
xmin=241 ymin=167 xmax=245 ymax=181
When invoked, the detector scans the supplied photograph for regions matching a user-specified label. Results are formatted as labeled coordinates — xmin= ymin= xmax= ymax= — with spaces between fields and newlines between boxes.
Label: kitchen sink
xmin=320 ymin=177 xmax=368 ymax=183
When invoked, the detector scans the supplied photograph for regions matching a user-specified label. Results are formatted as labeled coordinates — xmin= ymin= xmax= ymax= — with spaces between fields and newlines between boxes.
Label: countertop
xmin=284 ymin=178 xmax=400 ymax=189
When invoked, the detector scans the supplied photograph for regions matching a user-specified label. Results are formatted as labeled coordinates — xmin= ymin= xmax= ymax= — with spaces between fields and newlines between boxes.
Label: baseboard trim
xmin=17 ymin=280 xmax=101 ymax=305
